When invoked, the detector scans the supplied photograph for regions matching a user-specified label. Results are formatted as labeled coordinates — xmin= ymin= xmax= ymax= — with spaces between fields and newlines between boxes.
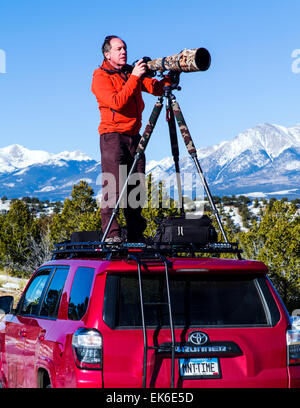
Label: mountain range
xmin=0 ymin=122 xmax=299 ymax=201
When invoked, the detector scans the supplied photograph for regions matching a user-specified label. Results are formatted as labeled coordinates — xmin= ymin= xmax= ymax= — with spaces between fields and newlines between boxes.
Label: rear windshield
xmin=103 ymin=273 xmax=280 ymax=328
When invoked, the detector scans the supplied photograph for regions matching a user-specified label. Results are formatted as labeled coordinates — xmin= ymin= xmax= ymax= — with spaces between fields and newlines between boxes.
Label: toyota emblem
xmin=188 ymin=331 xmax=209 ymax=345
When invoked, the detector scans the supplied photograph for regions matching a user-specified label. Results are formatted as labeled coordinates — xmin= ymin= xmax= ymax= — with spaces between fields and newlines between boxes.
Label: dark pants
xmin=100 ymin=132 xmax=147 ymax=241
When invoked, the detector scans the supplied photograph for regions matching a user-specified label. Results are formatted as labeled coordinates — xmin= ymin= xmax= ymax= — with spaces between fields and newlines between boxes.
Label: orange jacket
xmin=91 ymin=60 xmax=166 ymax=135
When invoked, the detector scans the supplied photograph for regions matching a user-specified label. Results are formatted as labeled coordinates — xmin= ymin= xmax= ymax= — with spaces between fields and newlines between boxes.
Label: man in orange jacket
xmin=92 ymin=35 xmax=167 ymax=242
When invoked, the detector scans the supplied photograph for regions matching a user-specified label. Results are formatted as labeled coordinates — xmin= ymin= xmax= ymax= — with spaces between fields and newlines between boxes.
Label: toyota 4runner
xmin=0 ymin=240 xmax=299 ymax=388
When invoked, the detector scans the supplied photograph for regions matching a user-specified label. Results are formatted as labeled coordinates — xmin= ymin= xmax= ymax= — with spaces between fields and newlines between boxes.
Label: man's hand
xmin=132 ymin=59 xmax=147 ymax=78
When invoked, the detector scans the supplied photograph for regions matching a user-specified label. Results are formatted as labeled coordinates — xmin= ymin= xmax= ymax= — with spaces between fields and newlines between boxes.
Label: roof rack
xmin=52 ymin=240 xmax=243 ymax=260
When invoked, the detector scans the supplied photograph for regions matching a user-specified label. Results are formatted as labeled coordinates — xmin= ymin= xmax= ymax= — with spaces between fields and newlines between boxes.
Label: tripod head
xmin=163 ymin=71 xmax=181 ymax=97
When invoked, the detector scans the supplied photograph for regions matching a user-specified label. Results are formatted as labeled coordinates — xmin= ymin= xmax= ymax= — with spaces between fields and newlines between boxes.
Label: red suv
xmin=0 ymin=241 xmax=299 ymax=388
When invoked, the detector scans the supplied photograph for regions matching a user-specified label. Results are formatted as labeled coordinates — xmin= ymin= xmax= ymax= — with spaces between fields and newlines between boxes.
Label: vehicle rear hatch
xmin=101 ymin=258 xmax=289 ymax=388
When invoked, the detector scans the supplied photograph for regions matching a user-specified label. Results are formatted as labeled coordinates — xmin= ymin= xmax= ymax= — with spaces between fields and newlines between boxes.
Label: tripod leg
xmin=166 ymin=96 xmax=184 ymax=214
xmin=136 ymin=98 xmax=163 ymax=155
xmin=171 ymin=98 xmax=229 ymax=243
xmin=102 ymin=98 xmax=163 ymax=242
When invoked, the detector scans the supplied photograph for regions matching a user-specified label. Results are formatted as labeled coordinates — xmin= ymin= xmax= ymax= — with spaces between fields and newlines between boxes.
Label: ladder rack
xmin=128 ymin=252 xmax=175 ymax=388
xmin=52 ymin=240 xmax=243 ymax=260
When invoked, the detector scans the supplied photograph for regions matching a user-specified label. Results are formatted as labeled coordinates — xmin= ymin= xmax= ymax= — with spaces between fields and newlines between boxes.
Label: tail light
xmin=72 ymin=328 xmax=103 ymax=370
xmin=286 ymin=317 xmax=300 ymax=366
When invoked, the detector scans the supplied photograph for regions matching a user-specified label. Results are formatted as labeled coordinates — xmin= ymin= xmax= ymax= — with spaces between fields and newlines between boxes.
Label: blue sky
xmin=0 ymin=0 xmax=299 ymax=161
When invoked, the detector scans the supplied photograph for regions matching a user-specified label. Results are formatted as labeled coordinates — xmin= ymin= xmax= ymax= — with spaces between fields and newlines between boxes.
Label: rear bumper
xmin=76 ymin=371 xmax=103 ymax=388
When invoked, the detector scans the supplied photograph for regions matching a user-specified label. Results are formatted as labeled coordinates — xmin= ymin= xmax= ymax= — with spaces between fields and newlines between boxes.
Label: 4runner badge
xmin=188 ymin=331 xmax=209 ymax=345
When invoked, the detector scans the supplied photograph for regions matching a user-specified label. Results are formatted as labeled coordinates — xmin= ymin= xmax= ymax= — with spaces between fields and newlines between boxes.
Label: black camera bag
xmin=70 ymin=230 xmax=103 ymax=243
xmin=153 ymin=215 xmax=217 ymax=244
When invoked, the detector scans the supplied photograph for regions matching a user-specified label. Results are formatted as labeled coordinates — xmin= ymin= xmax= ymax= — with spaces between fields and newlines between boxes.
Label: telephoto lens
xmin=146 ymin=48 xmax=211 ymax=73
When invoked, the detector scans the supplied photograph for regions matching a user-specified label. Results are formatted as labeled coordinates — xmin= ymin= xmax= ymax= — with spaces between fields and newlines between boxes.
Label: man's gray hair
xmin=101 ymin=35 xmax=126 ymax=58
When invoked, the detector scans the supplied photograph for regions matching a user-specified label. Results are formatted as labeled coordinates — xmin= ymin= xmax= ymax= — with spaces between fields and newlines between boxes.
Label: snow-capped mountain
xmin=0 ymin=144 xmax=99 ymax=200
xmin=148 ymin=123 xmax=300 ymax=199
xmin=0 ymin=144 xmax=91 ymax=174
xmin=0 ymin=122 xmax=299 ymax=201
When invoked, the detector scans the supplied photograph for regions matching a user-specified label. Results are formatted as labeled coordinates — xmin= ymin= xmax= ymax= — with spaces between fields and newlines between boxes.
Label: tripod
xmin=102 ymin=76 xmax=229 ymax=244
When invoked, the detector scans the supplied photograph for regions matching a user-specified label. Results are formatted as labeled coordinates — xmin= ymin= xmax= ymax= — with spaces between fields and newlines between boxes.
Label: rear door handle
xmin=18 ymin=329 xmax=27 ymax=338
xmin=38 ymin=329 xmax=46 ymax=342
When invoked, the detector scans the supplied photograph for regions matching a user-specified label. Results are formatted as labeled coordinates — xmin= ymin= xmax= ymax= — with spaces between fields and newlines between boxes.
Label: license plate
xmin=179 ymin=357 xmax=221 ymax=379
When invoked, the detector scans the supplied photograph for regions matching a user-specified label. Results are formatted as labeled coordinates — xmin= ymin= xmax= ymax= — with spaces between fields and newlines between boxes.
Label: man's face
xmin=105 ymin=38 xmax=127 ymax=69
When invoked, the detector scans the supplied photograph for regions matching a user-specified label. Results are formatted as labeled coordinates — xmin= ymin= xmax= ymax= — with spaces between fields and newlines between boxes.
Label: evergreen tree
xmin=0 ymin=200 xmax=39 ymax=274
xmin=0 ymin=213 xmax=5 ymax=263
xmin=50 ymin=180 xmax=101 ymax=242
xmin=239 ymin=200 xmax=300 ymax=311
xmin=253 ymin=198 xmax=259 ymax=208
